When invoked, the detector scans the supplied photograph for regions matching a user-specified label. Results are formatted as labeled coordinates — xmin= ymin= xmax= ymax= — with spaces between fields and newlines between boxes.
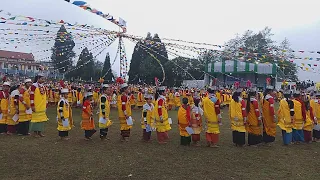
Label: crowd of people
xmin=0 ymin=73 xmax=320 ymax=148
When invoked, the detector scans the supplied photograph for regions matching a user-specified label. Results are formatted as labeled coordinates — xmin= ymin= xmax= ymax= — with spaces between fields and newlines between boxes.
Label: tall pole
xmin=119 ymin=37 xmax=122 ymax=78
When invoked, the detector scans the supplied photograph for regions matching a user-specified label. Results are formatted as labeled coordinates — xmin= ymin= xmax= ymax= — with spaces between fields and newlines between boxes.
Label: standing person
xmin=168 ymin=90 xmax=175 ymax=110
xmin=111 ymin=90 xmax=117 ymax=108
xmin=17 ymin=79 xmax=32 ymax=136
xmin=178 ymin=98 xmax=192 ymax=146
xmin=277 ymin=89 xmax=294 ymax=145
xmin=174 ymin=89 xmax=181 ymax=110
xmin=0 ymin=82 xmax=10 ymax=134
xmin=154 ymin=86 xmax=171 ymax=144
xmin=98 ymin=84 xmax=113 ymax=141
xmin=190 ymin=96 xmax=203 ymax=146
xmin=310 ymin=91 xmax=320 ymax=142
xmin=202 ymin=86 xmax=222 ymax=148
xmin=76 ymin=87 xmax=83 ymax=108
xmin=136 ymin=89 xmax=144 ymax=109
xmin=57 ymin=88 xmax=73 ymax=140
xmin=141 ymin=94 xmax=155 ymax=142
xmin=7 ymin=86 xmax=19 ymax=135
xmin=262 ymin=78 xmax=276 ymax=146
xmin=129 ymin=91 xmax=136 ymax=108
xmin=303 ymin=94 xmax=314 ymax=143
xmin=81 ymin=92 xmax=96 ymax=140
xmin=246 ymin=86 xmax=263 ymax=147
xmin=117 ymin=81 xmax=132 ymax=142
xmin=230 ymin=82 xmax=247 ymax=147
xmin=30 ymin=73 xmax=48 ymax=137
xmin=292 ymin=90 xmax=306 ymax=144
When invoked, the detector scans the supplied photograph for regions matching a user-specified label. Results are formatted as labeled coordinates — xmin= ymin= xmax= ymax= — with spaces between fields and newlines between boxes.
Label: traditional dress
xmin=141 ymin=102 xmax=155 ymax=141
xmin=81 ymin=99 xmax=96 ymax=139
xmin=174 ymin=92 xmax=181 ymax=109
xmin=178 ymin=104 xmax=192 ymax=145
xmin=111 ymin=93 xmax=117 ymax=108
xmin=168 ymin=92 xmax=175 ymax=110
xmin=154 ymin=95 xmax=171 ymax=143
xmin=190 ymin=104 xmax=203 ymax=144
xmin=246 ymin=97 xmax=262 ymax=146
xmin=262 ymin=94 xmax=276 ymax=144
xmin=277 ymin=98 xmax=294 ymax=145
xmin=76 ymin=90 xmax=83 ymax=107
xmin=57 ymin=97 xmax=73 ymax=138
xmin=310 ymin=98 xmax=320 ymax=141
xmin=136 ymin=92 xmax=144 ymax=107
xmin=230 ymin=97 xmax=247 ymax=146
xmin=129 ymin=93 xmax=136 ymax=107
xmin=17 ymin=87 xmax=32 ymax=135
xmin=117 ymin=93 xmax=132 ymax=139
xmin=98 ymin=94 xmax=112 ymax=140
xmin=7 ymin=90 xmax=19 ymax=134
xmin=304 ymin=104 xmax=314 ymax=143
xmin=292 ymin=98 xmax=306 ymax=143
xmin=30 ymin=82 xmax=48 ymax=134
xmin=93 ymin=90 xmax=99 ymax=107
xmin=0 ymin=90 xmax=9 ymax=134
xmin=48 ymin=89 xmax=55 ymax=105
xmin=202 ymin=95 xmax=221 ymax=146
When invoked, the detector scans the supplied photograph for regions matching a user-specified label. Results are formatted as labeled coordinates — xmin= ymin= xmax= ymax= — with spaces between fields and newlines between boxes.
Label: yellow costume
xmin=98 ymin=95 xmax=112 ymax=129
xmin=117 ymin=95 xmax=132 ymax=131
xmin=0 ymin=91 xmax=9 ymax=126
xmin=154 ymin=97 xmax=171 ymax=132
xmin=229 ymin=99 xmax=246 ymax=133
xmin=202 ymin=96 xmax=219 ymax=134
xmin=31 ymin=83 xmax=48 ymax=123
xmin=277 ymin=99 xmax=293 ymax=133
xmin=57 ymin=98 xmax=73 ymax=132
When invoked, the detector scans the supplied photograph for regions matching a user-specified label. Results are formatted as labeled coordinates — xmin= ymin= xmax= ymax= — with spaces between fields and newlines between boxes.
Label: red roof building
xmin=0 ymin=50 xmax=40 ymax=71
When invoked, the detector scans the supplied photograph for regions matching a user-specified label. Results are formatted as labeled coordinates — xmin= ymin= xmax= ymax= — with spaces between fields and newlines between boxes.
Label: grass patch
xmin=0 ymin=106 xmax=319 ymax=180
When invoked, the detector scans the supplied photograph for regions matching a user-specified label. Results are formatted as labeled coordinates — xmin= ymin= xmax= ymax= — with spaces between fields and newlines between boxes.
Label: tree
xmin=275 ymin=38 xmax=298 ymax=81
xmin=51 ymin=25 xmax=76 ymax=74
xmin=101 ymin=53 xmax=114 ymax=83
xmin=128 ymin=32 xmax=169 ymax=85
xmin=223 ymin=27 xmax=297 ymax=81
xmin=93 ymin=60 xmax=103 ymax=81
xmin=73 ymin=47 xmax=94 ymax=81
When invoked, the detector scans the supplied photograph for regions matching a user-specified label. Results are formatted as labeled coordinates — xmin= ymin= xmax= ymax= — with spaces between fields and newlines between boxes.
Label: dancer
xmin=178 ymin=98 xmax=191 ymax=146
xmin=202 ymin=86 xmax=222 ymax=148
xmin=17 ymin=79 xmax=32 ymax=136
xmin=81 ymin=92 xmax=96 ymax=140
xmin=57 ymin=88 xmax=73 ymax=140
xmin=277 ymin=86 xmax=294 ymax=145
xmin=262 ymin=78 xmax=276 ymax=146
xmin=141 ymin=94 xmax=154 ymax=142
xmin=190 ymin=96 xmax=203 ymax=146
xmin=117 ymin=80 xmax=132 ymax=142
xmin=154 ymin=86 xmax=171 ymax=144
xmin=98 ymin=84 xmax=113 ymax=140
xmin=30 ymin=73 xmax=48 ymax=137
xmin=245 ymin=83 xmax=262 ymax=147
xmin=230 ymin=82 xmax=247 ymax=147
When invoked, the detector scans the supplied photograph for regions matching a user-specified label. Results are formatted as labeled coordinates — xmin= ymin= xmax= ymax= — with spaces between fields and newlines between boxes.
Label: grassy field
xmin=0 ymin=106 xmax=319 ymax=180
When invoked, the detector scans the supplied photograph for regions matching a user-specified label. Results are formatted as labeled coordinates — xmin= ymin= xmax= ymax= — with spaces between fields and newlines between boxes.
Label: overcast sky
xmin=1 ymin=0 xmax=320 ymax=81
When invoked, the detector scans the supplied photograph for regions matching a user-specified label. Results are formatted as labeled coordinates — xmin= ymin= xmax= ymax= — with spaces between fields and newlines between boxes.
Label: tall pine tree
xmin=73 ymin=47 xmax=94 ymax=81
xmin=128 ymin=33 xmax=169 ymax=85
xmin=102 ymin=53 xmax=114 ymax=83
xmin=51 ymin=25 xmax=75 ymax=74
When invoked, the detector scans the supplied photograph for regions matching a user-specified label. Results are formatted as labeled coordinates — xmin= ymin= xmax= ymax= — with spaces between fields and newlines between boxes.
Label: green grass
xmin=0 ymin=106 xmax=319 ymax=180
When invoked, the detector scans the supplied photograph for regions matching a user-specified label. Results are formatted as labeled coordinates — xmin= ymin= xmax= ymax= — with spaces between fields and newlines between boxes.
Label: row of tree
xmin=50 ymin=25 xmax=297 ymax=85
xmin=51 ymin=25 xmax=114 ymax=82
xmin=128 ymin=27 xmax=297 ymax=86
